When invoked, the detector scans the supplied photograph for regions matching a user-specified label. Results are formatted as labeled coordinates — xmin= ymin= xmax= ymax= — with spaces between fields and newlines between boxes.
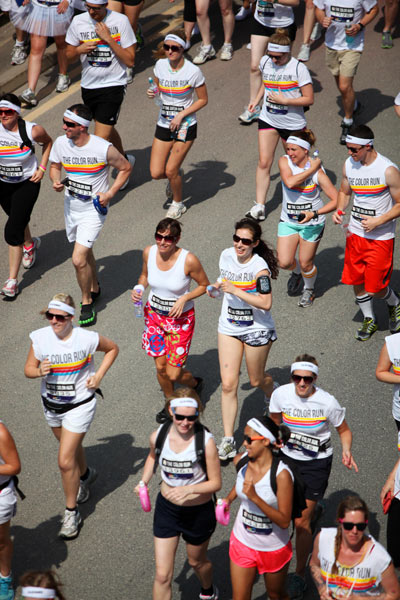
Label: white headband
xmin=0 ymin=100 xmax=21 ymax=114
xmin=247 ymin=418 xmax=277 ymax=443
xmin=268 ymin=43 xmax=290 ymax=53
xmin=170 ymin=398 xmax=198 ymax=409
xmin=63 ymin=110 xmax=91 ymax=128
xmin=86 ymin=0 xmax=107 ymax=4
xmin=48 ymin=300 xmax=75 ymax=316
xmin=164 ymin=34 xmax=185 ymax=48
xmin=345 ymin=135 xmax=373 ymax=146
xmin=22 ymin=588 xmax=56 ymax=599
xmin=286 ymin=136 xmax=310 ymax=150
xmin=291 ymin=361 xmax=319 ymax=375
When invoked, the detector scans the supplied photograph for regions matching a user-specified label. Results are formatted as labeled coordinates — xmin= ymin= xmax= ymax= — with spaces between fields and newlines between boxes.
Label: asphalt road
xmin=1 ymin=2 xmax=400 ymax=598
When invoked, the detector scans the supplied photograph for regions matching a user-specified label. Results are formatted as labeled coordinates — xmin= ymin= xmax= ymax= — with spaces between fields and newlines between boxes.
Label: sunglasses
xmin=268 ymin=54 xmax=284 ymax=60
xmin=163 ymin=43 xmax=181 ymax=52
xmin=244 ymin=435 xmax=265 ymax=444
xmin=45 ymin=311 xmax=71 ymax=323
xmin=347 ymin=146 xmax=362 ymax=154
xmin=291 ymin=374 xmax=314 ymax=384
xmin=63 ymin=119 xmax=78 ymax=128
xmin=233 ymin=234 xmax=254 ymax=246
xmin=155 ymin=233 xmax=176 ymax=243
xmin=0 ymin=109 xmax=15 ymax=116
xmin=339 ymin=519 xmax=368 ymax=531
xmin=172 ymin=410 xmax=198 ymax=422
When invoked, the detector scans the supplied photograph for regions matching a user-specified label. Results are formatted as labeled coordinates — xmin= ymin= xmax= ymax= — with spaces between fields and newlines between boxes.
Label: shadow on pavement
xmin=314 ymin=244 xmax=345 ymax=298
xmin=335 ymin=88 xmax=395 ymax=122
xmin=180 ymin=161 xmax=236 ymax=209
xmin=92 ymin=248 xmax=142 ymax=311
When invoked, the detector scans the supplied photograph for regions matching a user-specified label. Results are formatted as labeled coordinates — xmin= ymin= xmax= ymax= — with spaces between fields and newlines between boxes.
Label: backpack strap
xmin=153 ymin=421 xmax=172 ymax=474
xmin=17 ymin=117 xmax=35 ymax=154
xmin=235 ymin=453 xmax=250 ymax=473
xmin=270 ymin=455 xmax=280 ymax=496
xmin=194 ymin=422 xmax=207 ymax=476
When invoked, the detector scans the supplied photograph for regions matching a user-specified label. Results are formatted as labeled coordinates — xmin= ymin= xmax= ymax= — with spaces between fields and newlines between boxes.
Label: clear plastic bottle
xmin=338 ymin=210 xmax=352 ymax=237
xmin=345 ymin=23 xmax=355 ymax=48
xmin=207 ymin=285 xmax=222 ymax=299
xmin=148 ymin=77 xmax=162 ymax=107
xmin=138 ymin=481 xmax=151 ymax=512
xmin=133 ymin=284 xmax=144 ymax=317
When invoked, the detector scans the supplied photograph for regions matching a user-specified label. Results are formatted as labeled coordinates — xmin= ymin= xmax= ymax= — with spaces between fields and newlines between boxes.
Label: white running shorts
xmin=43 ymin=397 xmax=97 ymax=433
xmin=0 ymin=486 xmax=17 ymax=525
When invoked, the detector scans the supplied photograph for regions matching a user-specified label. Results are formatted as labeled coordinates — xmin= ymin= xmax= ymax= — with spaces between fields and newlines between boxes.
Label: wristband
xmin=39 ymin=164 xmax=46 ymax=172
xmin=313 ymin=210 xmax=319 ymax=220
xmin=357 ymin=22 xmax=364 ymax=30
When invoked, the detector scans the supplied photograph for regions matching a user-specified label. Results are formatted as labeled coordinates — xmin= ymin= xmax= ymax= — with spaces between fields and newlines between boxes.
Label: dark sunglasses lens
xmin=45 ymin=311 xmax=66 ymax=322
xmin=348 ymin=147 xmax=360 ymax=153
xmin=63 ymin=120 xmax=77 ymax=127
xmin=342 ymin=522 xmax=367 ymax=531
xmin=155 ymin=233 xmax=174 ymax=243
xmin=0 ymin=110 xmax=14 ymax=116
xmin=163 ymin=44 xmax=180 ymax=51
xmin=174 ymin=413 xmax=197 ymax=422
xmin=233 ymin=235 xmax=253 ymax=246
xmin=292 ymin=374 xmax=314 ymax=384
xmin=244 ymin=435 xmax=252 ymax=444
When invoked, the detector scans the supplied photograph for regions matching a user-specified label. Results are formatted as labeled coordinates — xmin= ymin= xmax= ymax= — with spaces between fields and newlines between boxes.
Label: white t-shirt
xmin=254 ymin=0 xmax=294 ymax=27
xmin=269 ymin=384 xmax=345 ymax=461
xmin=395 ymin=93 xmax=400 ymax=106
xmin=259 ymin=56 xmax=312 ymax=130
xmin=217 ymin=247 xmax=276 ymax=336
xmin=313 ymin=0 xmax=377 ymax=51
xmin=66 ymin=10 xmax=136 ymax=89
xmin=154 ymin=58 xmax=205 ymax=128
xmin=345 ymin=152 xmax=398 ymax=240
xmin=318 ymin=528 xmax=391 ymax=596
xmin=280 ymin=155 xmax=325 ymax=225
xmin=233 ymin=460 xmax=293 ymax=551
xmin=384 ymin=333 xmax=400 ymax=424
xmin=29 ymin=326 xmax=99 ymax=405
xmin=0 ymin=121 xmax=37 ymax=183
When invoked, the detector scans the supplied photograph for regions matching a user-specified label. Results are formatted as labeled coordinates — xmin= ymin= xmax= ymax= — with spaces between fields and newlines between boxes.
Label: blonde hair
xmin=40 ymin=293 xmax=75 ymax=316
xmin=165 ymin=387 xmax=204 ymax=414
xmin=19 ymin=571 xmax=66 ymax=600
xmin=289 ymin=128 xmax=316 ymax=147
xmin=153 ymin=28 xmax=186 ymax=60
xmin=294 ymin=353 xmax=318 ymax=366
xmin=269 ymin=28 xmax=292 ymax=49
xmin=332 ymin=496 xmax=369 ymax=574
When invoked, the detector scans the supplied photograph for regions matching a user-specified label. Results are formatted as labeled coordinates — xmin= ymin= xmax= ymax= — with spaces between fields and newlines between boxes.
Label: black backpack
xmin=154 ymin=420 xmax=209 ymax=476
xmin=17 ymin=117 xmax=35 ymax=154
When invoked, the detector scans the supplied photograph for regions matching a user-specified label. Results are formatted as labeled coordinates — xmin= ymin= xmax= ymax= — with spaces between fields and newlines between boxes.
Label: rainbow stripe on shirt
xmin=289 ymin=182 xmax=317 ymax=195
xmin=159 ymin=83 xmax=192 ymax=98
xmin=61 ymin=162 xmax=106 ymax=177
xmin=230 ymin=279 xmax=257 ymax=293
xmin=0 ymin=145 xmax=31 ymax=159
xmin=282 ymin=412 xmax=326 ymax=430
xmin=263 ymin=79 xmax=299 ymax=93
xmin=350 ymin=183 xmax=388 ymax=197
xmin=321 ymin=568 xmax=378 ymax=594
xmin=50 ymin=355 xmax=92 ymax=376
xmin=79 ymin=33 xmax=121 ymax=45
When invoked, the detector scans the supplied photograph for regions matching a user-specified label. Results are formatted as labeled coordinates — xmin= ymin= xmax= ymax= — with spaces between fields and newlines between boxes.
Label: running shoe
xmin=238 ymin=105 xmax=260 ymax=124
xmin=340 ymin=122 xmax=352 ymax=145
xmin=220 ymin=43 xmax=233 ymax=60
xmin=77 ymin=467 xmax=98 ymax=504
xmin=59 ymin=509 xmax=82 ymax=539
xmin=298 ymin=288 xmax=315 ymax=307
xmin=245 ymin=202 xmax=265 ymax=221
xmin=184 ymin=40 xmax=191 ymax=51
xmin=11 ymin=43 xmax=27 ymax=65
xmin=166 ymin=202 xmax=187 ymax=218
xmin=297 ymin=43 xmax=311 ymax=62
xmin=79 ymin=303 xmax=96 ymax=327
xmin=355 ymin=317 xmax=378 ymax=341
xmin=381 ymin=31 xmax=393 ymax=49
xmin=55 ymin=74 xmax=70 ymax=93
xmin=1 ymin=279 xmax=19 ymax=298
xmin=193 ymin=44 xmax=216 ymax=64
xmin=218 ymin=437 xmax=237 ymax=461
xmin=20 ymin=88 xmax=38 ymax=107
xmin=246 ymin=42 xmax=251 ymax=49
xmin=310 ymin=21 xmax=322 ymax=41
xmin=22 ymin=237 xmax=41 ymax=269
xmin=91 ymin=285 xmax=101 ymax=303
xmin=388 ymin=300 xmax=400 ymax=333
xmin=156 ymin=407 xmax=170 ymax=424
xmin=120 ymin=154 xmax=136 ymax=190
xmin=287 ymin=574 xmax=307 ymax=600
xmin=126 ymin=67 xmax=134 ymax=84
xmin=0 ymin=573 xmax=14 ymax=600
xmin=199 ymin=587 xmax=219 ymax=600
xmin=287 ymin=271 xmax=303 ymax=296
xmin=235 ymin=5 xmax=251 ymax=20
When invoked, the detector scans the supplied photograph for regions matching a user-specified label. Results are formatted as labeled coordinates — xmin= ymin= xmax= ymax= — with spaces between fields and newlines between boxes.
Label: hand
xmin=163 ymin=486 xmax=190 ymax=503
xmin=95 ymin=22 xmax=112 ymax=44
xmin=22 ymin=0 xmax=30 ymax=5
xmin=147 ymin=88 xmax=156 ymax=98
xmin=97 ymin=191 xmax=111 ymax=206
xmin=169 ymin=114 xmax=184 ymax=132
xmin=247 ymin=102 xmax=258 ymax=113
xmin=57 ymin=0 xmax=69 ymax=14
xmin=38 ymin=359 xmax=52 ymax=377
xmin=360 ymin=216 xmax=380 ymax=233
xmin=322 ymin=16 xmax=332 ymax=27
xmin=242 ymin=477 xmax=257 ymax=502
xmin=219 ymin=279 xmax=237 ymax=295
xmin=134 ymin=482 xmax=146 ymax=496
xmin=345 ymin=23 xmax=361 ymax=36
xmin=267 ymin=91 xmax=287 ymax=105
xmin=30 ymin=168 xmax=44 ymax=183
xmin=309 ymin=157 xmax=322 ymax=171
xmin=380 ymin=478 xmax=395 ymax=503
xmin=131 ymin=288 xmax=143 ymax=303
xmin=299 ymin=211 xmax=314 ymax=224
xmin=332 ymin=210 xmax=344 ymax=225
xmin=342 ymin=450 xmax=358 ymax=472
xmin=168 ymin=296 xmax=187 ymax=318
xmin=53 ymin=180 xmax=65 ymax=192
xmin=80 ymin=41 xmax=98 ymax=55
xmin=206 ymin=282 xmax=221 ymax=297
xmin=86 ymin=373 xmax=102 ymax=390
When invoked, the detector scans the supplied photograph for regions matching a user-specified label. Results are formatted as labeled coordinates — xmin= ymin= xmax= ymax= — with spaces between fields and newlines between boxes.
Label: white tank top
xmin=0 ymin=121 xmax=37 ymax=183
xmin=253 ymin=0 xmax=294 ymax=28
xmin=346 ymin=152 xmax=398 ymax=240
xmin=29 ymin=326 xmax=99 ymax=405
xmin=384 ymin=333 xmax=400 ymax=426
xmin=147 ymin=245 xmax=193 ymax=315
xmin=158 ymin=426 xmax=213 ymax=487
xmin=318 ymin=528 xmax=391 ymax=596
xmin=232 ymin=460 xmax=293 ymax=551
xmin=280 ymin=155 xmax=325 ymax=225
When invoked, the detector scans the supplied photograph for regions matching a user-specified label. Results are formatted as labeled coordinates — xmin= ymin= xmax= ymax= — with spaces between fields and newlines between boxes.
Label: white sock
xmin=356 ymin=294 xmax=375 ymax=320
xmin=15 ymin=40 xmax=25 ymax=47
xmin=292 ymin=258 xmax=301 ymax=275
xmin=202 ymin=44 xmax=211 ymax=51
xmin=171 ymin=201 xmax=183 ymax=207
xmin=383 ymin=287 xmax=399 ymax=307
xmin=343 ymin=117 xmax=353 ymax=125
xmin=302 ymin=266 xmax=317 ymax=290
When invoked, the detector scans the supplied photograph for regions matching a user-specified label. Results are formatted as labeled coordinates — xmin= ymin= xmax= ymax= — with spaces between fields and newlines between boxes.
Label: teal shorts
xmin=277 ymin=220 xmax=325 ymax=242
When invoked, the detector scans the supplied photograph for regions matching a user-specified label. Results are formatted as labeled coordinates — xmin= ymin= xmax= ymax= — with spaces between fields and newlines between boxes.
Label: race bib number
xmin=161 ymin=104 xmax=184 ymax=121
xmin=67 ymin=179 xmax=92 ymax=200
xmin=287 ymin=432 xmax=320 ymax=457
xmin=161 ymin=458 xmax=194 ymax=480
xmin=227 ymin=306 xmax=253 ymax=327
xmin=242 ymin=509 xmax=273 ymax=535
xmin=287 ymin=202 xmax=312 ymax=220
xmin=351 ymin=205 xmax=376 ymax=221
xmin=150 ymin=294 xmax=175 ymax=315
xmin=88 ymin=45 xmax=112 ymax=67
xmin=330 ymin=5 xmax=354 ymax=22
xmin=266 ymin=100 xmax=287 ymax=115
xmin=257 ymin=0 xmax=275 ymax=17
xmin=0 ymin=164 xmax=23 ymax=182
xmin=45 ymin=382 xmax=76 ymax=403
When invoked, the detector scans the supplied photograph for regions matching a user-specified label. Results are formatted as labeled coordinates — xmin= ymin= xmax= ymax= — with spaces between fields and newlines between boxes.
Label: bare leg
xmin=27 ymin=34 xmax=47 ymax=91
xmin=244 ymin=340 xmax=274 ymax=397
xmin=8 ymin=245 xmax=23 ymax=280
xmin=264 ymin=561 xmax=290 ymax=600
xmin=154 ymin=356 xmax=174 ymax=397
xmin=165 ymin=140 xmax=194 ymax=202
xmin=303 ymin=0 xmax=316 ymax=45
xmin=52 ymin=427 xmax=87 ymax=508
xmin=94 ymin=121 xmax=125 ymax=155
xmin=249 ymin=35 xmax=268 ymax=101
xmin=150 ymin=137 xmax=174 ymax=181
xmin=219 ymin=0 xmax=235 ymax=44
xmin=256 ymin=128 xmax=280 ymax=205
xmin=335 ymin=75 xmax=356 ymax=119
xmin=71 ymin=243 xmax=95 ymax=305
xmin=153 ymin=536 xmax=180 ymax=600
xmin=196 ymin=0 xmax=211 ymax=46
xmin=383 ymin=0 xmax=399 ymax=32
xmin=294 ymin=499 xmax=317 ymax=576
xmin=0 ymin=523 xmax=13 ymax=577
xmin=186 ymin=538 xmax=214 ymax=588
xmin=54 ymin=35 xmax=68 ymax=75
xmin=230 ymin=560 xmax=257 ymax=600
xmin=218 ymin=333 xmax=244 ymax=437
xmin=86 ymin=249 xmax=99 ymax=294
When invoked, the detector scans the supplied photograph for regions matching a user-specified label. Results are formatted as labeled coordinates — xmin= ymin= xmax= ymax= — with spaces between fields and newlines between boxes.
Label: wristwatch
xmin=357 ymin=22 xmax=365 ymax=30
xmin=313 ymin=210 xmax=319 ymax=220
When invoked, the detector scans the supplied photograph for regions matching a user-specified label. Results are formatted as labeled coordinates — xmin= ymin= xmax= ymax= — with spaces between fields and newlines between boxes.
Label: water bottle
xmin=345 ymin=23 xmax=355 ymax=48
xmin=215 ymin=499 xmax=230 ymax=525
xmin=148 ymin=77 xmax=162 ymax=107
xmin=138 ymin=481 xmax=151 ymax=512
xmin=337 ymin=210 xmax=352 ymax=238
xmin=92 ymin=194 xmax=108 ymax=215
xmin=312 ymin=150 xmax=319 ymax=158
xmin=207 ymin=285 xmax=222 ymax=299
xmin=133 ymin=284 xmax=144 ymax=318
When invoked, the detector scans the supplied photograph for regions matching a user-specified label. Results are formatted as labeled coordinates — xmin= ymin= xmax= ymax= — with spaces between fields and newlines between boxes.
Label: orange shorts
xmin=341 ymin=234 xmax=394 ymax=294
xmin=229 ymin=532 xmax=292 ymax=574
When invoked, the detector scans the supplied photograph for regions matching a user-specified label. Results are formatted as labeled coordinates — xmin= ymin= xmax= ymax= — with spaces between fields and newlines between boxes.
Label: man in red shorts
xmin=333 ymin=124 xmax=400 ymax=341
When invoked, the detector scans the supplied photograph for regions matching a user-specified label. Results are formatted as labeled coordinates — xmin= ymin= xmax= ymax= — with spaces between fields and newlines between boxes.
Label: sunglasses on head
xmin=291 ymin=374 xmax=314 ymax=384
xmin=233 ymin=234 xmax=254 ymax=246
xmin=339 ymin=519 xmax=368 ymax=531
xmin=63 ymin=119 xmax=78 ymax=128
xmin=172 ymin=409 xmax=198 ymax=422
xmin=0 ymin=109 xmax=15 ymax=116
xmin=155 ymin=232 xmax=176 ymax=243
xmin=45 ymin=311 xmax=71 ymax=323
xmin=244 ymin=435 xmax=265 ymax=444
xmin=163 ymin=43 xmax=181 ymax=52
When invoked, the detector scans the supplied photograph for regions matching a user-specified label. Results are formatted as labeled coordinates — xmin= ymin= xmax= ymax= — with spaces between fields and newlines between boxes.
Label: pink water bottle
xmin=139 ymin=481 xmax=151 ymax=512
xmin=215 ymin=499 xmax=230 ymax=525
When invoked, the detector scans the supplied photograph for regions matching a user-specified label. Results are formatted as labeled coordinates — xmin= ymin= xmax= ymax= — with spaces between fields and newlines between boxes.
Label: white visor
xmin=170 ymin=398 xmax=198 ymax=409
xmin=164 ymin=34 xmax=185 ymax=48
xmin=63 ymin=110 xmax=91 ymax=128
xmin=291 ymin=361 xmax=318 ymax=375
xmin=0 ymin=100 xmax=21 ymax=114
xmin=48 ymin=300 xmax=75 ymax=316
xmin=247 ymin=418 xmax=276 ymax=443
xmin=286 ymin=136 xmax=310 ymax=150
xmin=22 ymin=588 xmax=56 ymax=599
xmin=268 ymin=43 xmax=290 ymax=53
xmin=345 ymin=135 xmax=374 ymax=146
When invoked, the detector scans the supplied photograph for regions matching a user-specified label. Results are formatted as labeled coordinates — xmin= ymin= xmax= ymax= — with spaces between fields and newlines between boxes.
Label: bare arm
xmin=315 ymin=6 xmax=332 ymax=28
xmin=134 ymin=430 xmax=158 ymax=493
xmin=332 ymin=165 xmax=352 ymax=224
xmin=30 ymin=125 xmax=52 ymax=183
xmin=168 ymin=252 xmax=209 ymax=317
xmin=380 ymin=458 xmax=400 ymax=502
xmin=269 ymin=412 xmax=282 ymax=425
xmin=279 ymin=155 xmax=322 ymax=189
xmin=336 ymin=419 xmax=358 ymax=472
xmin=169 ymin=84 xmax=208 ymax=132
xmin=101 ymin=145 xmax=131 ymax=203
xmin=24 ymin=343 xmax=51 ymax=379
xmin=219 ymin=269 xmax=273 ymax=310
xmin=249 ymin=81 xmax=265 ymax=111
xmin=49 ymin=162 xmax=65 ymax=192
xmin=349 ymin=563 xmax=399 ymax=600
xmin=310 ymin=533 xmax=332 ymax=600
xmin=0 ymin=424 xmax=21 ymax=477
xmin=268 ymin=82 xmax=314 ymax=108
xmin=85 ymin=335 xmax=119 ymax=390
xmin=95 ymin=22 xmax=135 ymax=67
xmin=66 ymin=41 xmax=98 ymax=62
xmin=243 ymin=468 xmax=293 ymax=529
xmin=376 ymin=343 xmax=399 ymax=385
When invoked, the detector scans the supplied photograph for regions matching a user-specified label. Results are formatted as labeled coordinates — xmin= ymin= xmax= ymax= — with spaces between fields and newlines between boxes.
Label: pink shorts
xmin=142 ymin=303 xmax=195 ymax=368
xmin=229 ymin=532 xmax=292 ymax=574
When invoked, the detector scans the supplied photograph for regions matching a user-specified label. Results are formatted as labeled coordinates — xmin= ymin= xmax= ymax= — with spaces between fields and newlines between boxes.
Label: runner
xmin=244 ymin=29 xmax=314 ymax=221
xmin=314 ymin=0 xmax=378 ymax=144
xmin=49 ymin=104 xmax=131 ymax=326
xmin=310 ymin=496 xmax=399 ymax=600
xmin=332 ymin=124 xmax=400 ymax=341
xmin=209 ymin=218 xmax=279 ymax=461
xmin=223 ymin=416 xmax=293 ymax=600
xmin=269 ymin=354 xmax=358 ymax=600
xmin=106 ymin=0 xmax=144 ymax=83
xmin=24 ymin=293 xmax=119 ymax=540
xmin=297 ymin=2 xmax=322 ymax=62
xmin=395 ymin=92 xmax=400 ymax=118
xmin=381 ymin=457 xmax=400 ymax=570
xmin=277 ymin=130 xmax=338 ymax=307
xmin=381 ymin=0 xmax=398 ymax=48
xmin=192 ymin=0 xmax=235 ymax=63
xmin=135 ymin=389 xmax=221 ymax=600
xmin=65 ymin=0 xmax=136 ymax=180
xmin=0 ymin=93 xmax=52 ymax=299
xmin=148 ymin=30 xmax=208 ymax=219
xmin=131 ymin=218 xmax=208 ymax=422
xmin=375 ymin=334 xmax=400 ymax=451
xmin=19 ymin=571 xmax=66 ymax=600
